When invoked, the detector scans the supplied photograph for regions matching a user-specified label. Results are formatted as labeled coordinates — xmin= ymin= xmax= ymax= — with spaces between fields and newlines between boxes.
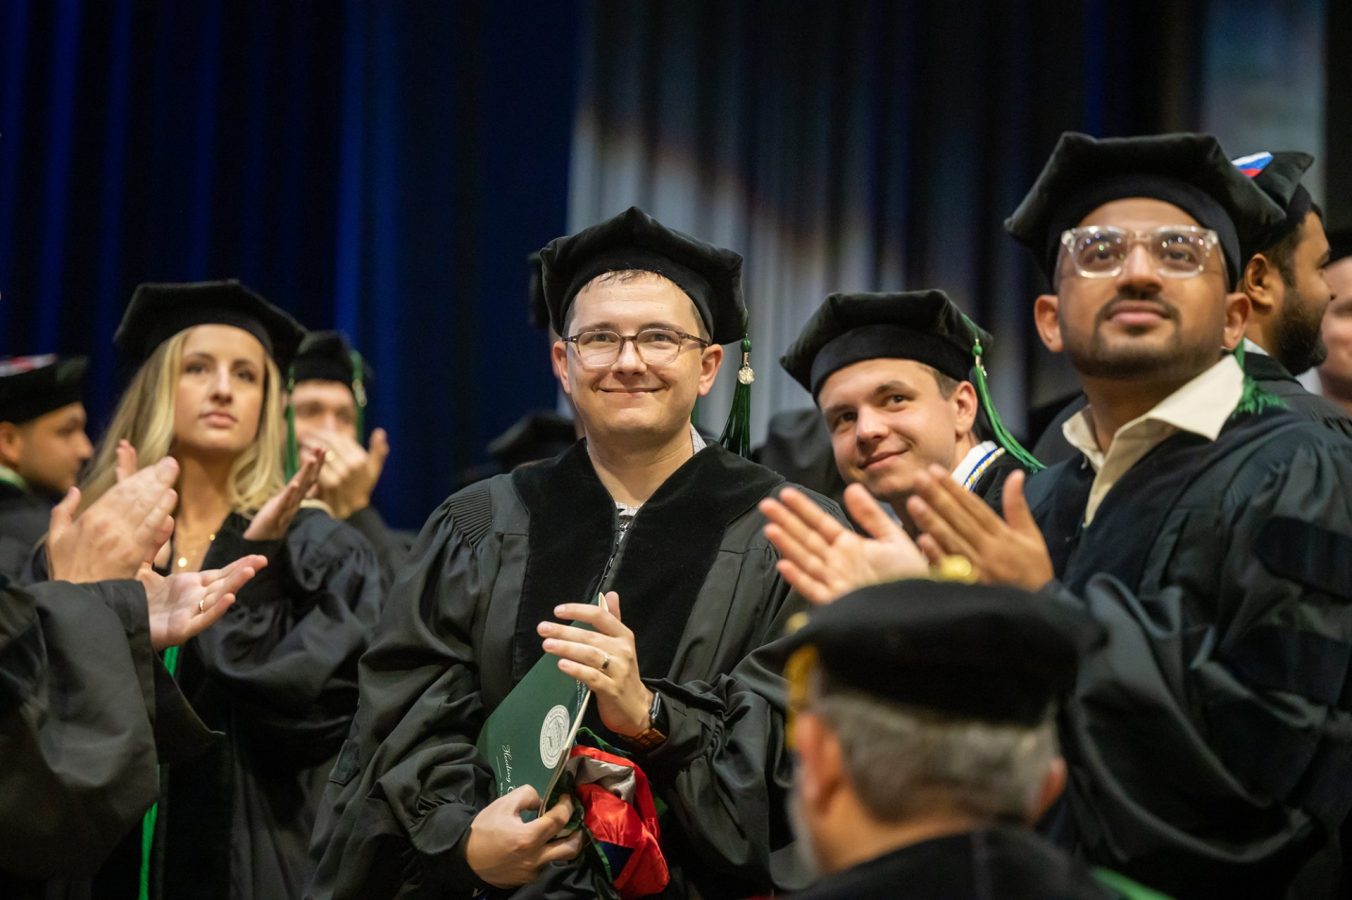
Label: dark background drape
xmin=569 ymin=0 xmax=1210 ymax=439
xmin=1 ymin=0 xmax=1341 ymax=527
xmin=0 ymin=0 xmax=579 ymax=528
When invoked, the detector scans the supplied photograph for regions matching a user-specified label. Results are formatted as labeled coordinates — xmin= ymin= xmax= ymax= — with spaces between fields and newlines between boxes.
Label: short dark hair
xmin=1263 ymin=203 xmax=1325 ymax=287
xmin=927 ymin=365 xmax=990 ymax=442
xmin=930 ymin=367 xmax=960 ymax=399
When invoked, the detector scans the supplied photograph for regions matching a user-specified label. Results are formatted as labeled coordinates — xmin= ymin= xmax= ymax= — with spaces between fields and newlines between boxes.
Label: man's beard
xmin=1269 ymin=291 xmax=1329 ymax=374
xmin=1064 ymin=296 xmax=1217 ymax=383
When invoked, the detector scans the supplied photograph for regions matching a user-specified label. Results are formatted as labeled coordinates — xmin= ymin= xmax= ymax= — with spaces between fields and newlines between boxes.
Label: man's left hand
xmin=304 ymin=427 xmax=390 ymax=520
xmin=540 ymin=592 xmax=653 ymax=738
xmin=907 ymin=466 xmax=1054 ymax=591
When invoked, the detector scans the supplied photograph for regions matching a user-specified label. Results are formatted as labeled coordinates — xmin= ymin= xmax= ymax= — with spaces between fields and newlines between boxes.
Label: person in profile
xmin=0 ymin=355 xmax=93 ymax=578
xmin=782 ymin=578 xmax=1154 ymax=899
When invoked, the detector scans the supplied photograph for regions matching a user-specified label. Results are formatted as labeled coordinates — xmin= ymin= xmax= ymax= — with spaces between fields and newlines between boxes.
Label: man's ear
xmin=1242 ymin=254 xmax=1278 ymax=317
xmin=1033 ymin=294 xmax=1063 ymax=353
xmin=794 ymin=712 xmax=845 ymax=813
xmin=0 ymin=422 xmax=22 ymax=468
xmin=1030 ymin=755 xmax=1067 ymax=824
xmin=1221 ymin=290 xmax=1251 ymax=351
xmin=697 ymin=343 xmax=724 ymax=397
xmin=952 ymin=380 xmax=979 ymax=438
xmin=551 ymin=340 xmax=573 ymax=396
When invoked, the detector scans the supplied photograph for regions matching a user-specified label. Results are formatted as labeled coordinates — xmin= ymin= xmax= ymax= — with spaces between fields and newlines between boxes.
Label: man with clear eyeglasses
xmin=310 ymin=206 xmax=844 ymax=899
xmin=1033 ymin=149 xmax=1351 ymax=463
xmin=757 ymin=133 xmax=1352 ymax=898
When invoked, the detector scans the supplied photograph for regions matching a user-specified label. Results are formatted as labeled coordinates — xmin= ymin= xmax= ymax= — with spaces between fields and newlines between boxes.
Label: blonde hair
xmin=80 ymin=328 xmax=287 ymax=514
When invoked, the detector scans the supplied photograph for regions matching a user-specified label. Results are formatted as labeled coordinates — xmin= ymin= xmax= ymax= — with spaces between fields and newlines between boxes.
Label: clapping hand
xmin=906 ymin=465 xmax=1054 ymax=591
xmin=244 ymin=446 xmax=324 ymax=540
xmin=47 ymin=453 xmax=178 ymax=583
xmin=303 ymin=427 xmax=389 ymax=519
xmin=540 ymin=592 xmax=654 ymax=738
xmin=758 ymin=484 xmax=929 ymax=604
xmin=137 ymin=554 xmax=268 ymax=649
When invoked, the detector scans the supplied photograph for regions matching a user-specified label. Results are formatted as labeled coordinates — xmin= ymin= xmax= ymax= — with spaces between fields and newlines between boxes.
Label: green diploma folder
xmin=475 ymin=594 xmax=603 ymax=814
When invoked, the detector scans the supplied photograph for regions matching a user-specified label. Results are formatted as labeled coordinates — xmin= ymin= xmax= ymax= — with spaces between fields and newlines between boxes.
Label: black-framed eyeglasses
xmin=1059 ymin=225 xmax=1221 ymax=279
xmin=562 ymin=328 xmax=710 ymax=368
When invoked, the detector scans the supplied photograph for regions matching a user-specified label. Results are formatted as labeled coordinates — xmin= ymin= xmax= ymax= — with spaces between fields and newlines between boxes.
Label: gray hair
xmin=811 ymin=673 xmax=1057 ymax=824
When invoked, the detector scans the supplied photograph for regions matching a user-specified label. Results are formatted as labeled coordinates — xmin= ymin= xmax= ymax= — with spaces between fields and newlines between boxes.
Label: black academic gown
xmin=753 ymin=408 xmax=847 ymax=509
xmin=1032 ymin=351 xmax=1352 ymax=462
xmin=308 ymin=442 xmax=844 ymax=900
xmin=1025 ymin=406 xmax=1352 ymax=898
xmin=1242 ymin=353 xmax=1352 ymax=437
xmin=345 ymin=505 xmax=416 ymax=582
xmin=0 ymin=576 xmax=214 ymax=900
xmin=0 ymin=482 xmax=51 ymax=581
xmin=790 ymin=826 xmax=1118 ymax=900
xmin=1030 ymin=397 xmax=1087 ymax=467
xmin=27 ymin=507 xmax=386 ymax=900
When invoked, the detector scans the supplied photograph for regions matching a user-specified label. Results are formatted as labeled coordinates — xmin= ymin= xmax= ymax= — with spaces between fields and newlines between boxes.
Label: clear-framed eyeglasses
xmin=1059 ymin=225 xmax=1220 ymax=279
xmin=562 ymin=328 xmax=710 ymax=368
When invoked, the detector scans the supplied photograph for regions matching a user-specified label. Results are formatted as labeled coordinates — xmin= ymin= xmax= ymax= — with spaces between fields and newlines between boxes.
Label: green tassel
xmin=718 ymin=312 xmax=754 ymax=458
xmin=350 ymin=350 xmax=367 ymax=441
xmin=960 ymin=314 xmax=1044 ymax=473
xmin=138 ymin=645 xmax=181 ymax=900
xmin=285 ymin=366 xmax=299 ymax=479
xmin=1231 ymin=342 xmax=1285 ymax=417
xmin=1091 ymin=867 xmax=1173 ymax=900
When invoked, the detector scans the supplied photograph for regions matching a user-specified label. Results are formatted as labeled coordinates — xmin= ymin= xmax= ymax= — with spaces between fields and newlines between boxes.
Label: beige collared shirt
xmin=1061 ymin=355 xmax=1244 ymax=525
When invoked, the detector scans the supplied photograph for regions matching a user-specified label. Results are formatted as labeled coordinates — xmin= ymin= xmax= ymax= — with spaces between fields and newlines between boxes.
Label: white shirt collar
xmin=1242 ymin=337 xmax=1269 ymax=357
xmin=690 ymin=422 xmax=707 ymax=453
xmin=1061 ymin=355 xmax=1244 ymax=524
xmin=1063 ymin=355 xmax=1244 ymax=468
xmin=950 ymin=440 xmax=1001 ymax=491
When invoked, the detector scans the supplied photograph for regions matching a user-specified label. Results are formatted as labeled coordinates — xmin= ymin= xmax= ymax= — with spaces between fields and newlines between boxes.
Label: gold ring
xmin=601 ymin=652 xmax=611 ymax=672
xmin=198 ymin=598 xmax=207 ymax=614
xmin=932 ymin=555 xmax=976 ymax=583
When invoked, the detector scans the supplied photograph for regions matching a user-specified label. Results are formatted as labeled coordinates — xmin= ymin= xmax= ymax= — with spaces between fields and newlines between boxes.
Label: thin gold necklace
xmin=174 ymin=530 xmax=217 ymax=569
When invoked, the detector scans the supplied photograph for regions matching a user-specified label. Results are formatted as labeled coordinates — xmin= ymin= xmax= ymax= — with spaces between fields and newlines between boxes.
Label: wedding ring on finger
xmin=600 ymin=651 xmax=612 ymax=672
xmin=198 ymin=598 xmax=206 ymax=614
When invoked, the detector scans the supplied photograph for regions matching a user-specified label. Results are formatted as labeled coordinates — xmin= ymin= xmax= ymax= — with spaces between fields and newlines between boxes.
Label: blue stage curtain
xmin=569 ymin=0 xmax=1207 ymax=441
xmin=0 ymin=0 xmax=581 ymax=528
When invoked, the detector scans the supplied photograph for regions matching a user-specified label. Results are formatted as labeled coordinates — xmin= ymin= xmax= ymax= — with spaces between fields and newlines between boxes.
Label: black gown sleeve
xmin=0 ymin=487 xmax=49 ymax=583
xmin=0 ymin=577 xmax=208 ymax=878
xmin=634 ymin=546 xmax=810 ymax=895
xmin=1043 ymin=436 xmax=1352 ymax=898
xmin=187 ymin=509 xmax=386 ymax=763
xmin=307 ymin=498 xmax=495 ymax=900
xmin=345 ymin=505 xmax=415 ymax=582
